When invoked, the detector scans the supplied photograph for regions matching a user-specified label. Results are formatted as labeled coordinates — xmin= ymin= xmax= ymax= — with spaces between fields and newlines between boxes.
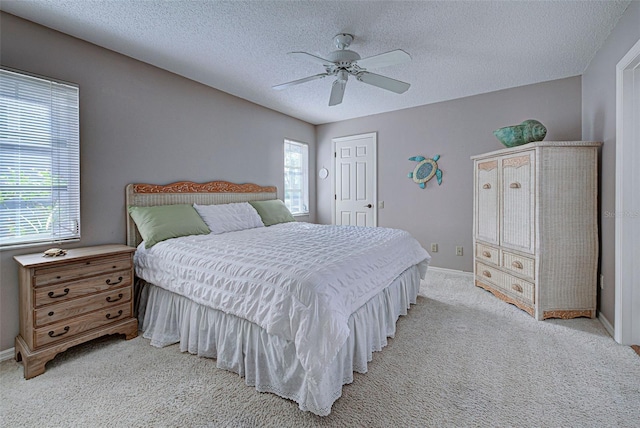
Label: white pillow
xmin=193 ymin=202 xmax=264 ymax=234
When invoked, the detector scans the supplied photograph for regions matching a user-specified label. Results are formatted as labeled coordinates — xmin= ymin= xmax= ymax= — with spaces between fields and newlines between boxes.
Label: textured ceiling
xmin=0 ymin=1 xmax=631 ymax=125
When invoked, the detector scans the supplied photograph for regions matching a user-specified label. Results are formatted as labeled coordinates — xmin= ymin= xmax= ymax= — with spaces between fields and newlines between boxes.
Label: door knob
xmin=365 ymin=204 xmax=372 ymax=208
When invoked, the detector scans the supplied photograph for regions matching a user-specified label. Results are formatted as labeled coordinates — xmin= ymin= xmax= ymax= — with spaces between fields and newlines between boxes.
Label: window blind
xmin=0 ymin=68 xmax=80 ymax=248
xmin=284 ymin=139 xmax=309 ymax=215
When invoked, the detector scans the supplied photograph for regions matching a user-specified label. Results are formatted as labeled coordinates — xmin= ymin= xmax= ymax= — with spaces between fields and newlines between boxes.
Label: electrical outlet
xmin=456 ymin=246 xmax=463 ymax=256
xmin=600 ymin=274 xmax=604 ymax=289
xmin=378 ymin=201 xmax=385 ymax=209
xmin=431 ymin=243 xmax=438 ymax=253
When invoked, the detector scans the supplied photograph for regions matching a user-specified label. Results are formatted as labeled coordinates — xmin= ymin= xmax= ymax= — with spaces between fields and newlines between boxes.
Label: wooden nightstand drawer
xmin=34 ymin=302 xmax=132 ymax=348
xmin=34 ymin=287 xmax=132 ymax=327
xmin=34 ymin=270 xmax=132 ymax=308
xmin=34 ymin=255 xmax=132 ymax=287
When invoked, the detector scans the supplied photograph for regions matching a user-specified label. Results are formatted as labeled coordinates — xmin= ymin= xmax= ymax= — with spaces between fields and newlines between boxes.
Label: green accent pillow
xmin=248 ymin=199 xmax=296 ymax=226
xmin=128 ymin=204 xmax=210 ymax=248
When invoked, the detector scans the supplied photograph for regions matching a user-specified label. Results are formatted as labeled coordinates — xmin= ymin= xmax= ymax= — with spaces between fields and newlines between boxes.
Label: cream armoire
xmin=472 ymin=141 xmax=602 ymax=320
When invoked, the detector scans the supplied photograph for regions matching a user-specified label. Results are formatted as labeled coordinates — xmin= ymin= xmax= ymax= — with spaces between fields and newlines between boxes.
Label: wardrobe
xmin=472 ymin=141 xmax=601 ymax=320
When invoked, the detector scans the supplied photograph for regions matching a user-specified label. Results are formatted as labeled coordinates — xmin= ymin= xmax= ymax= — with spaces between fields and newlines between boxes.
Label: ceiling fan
xmin=273 ymin=33 xmax=411 ymax=106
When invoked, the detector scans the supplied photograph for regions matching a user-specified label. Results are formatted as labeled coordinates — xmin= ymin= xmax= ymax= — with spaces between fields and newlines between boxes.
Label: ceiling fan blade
xmin=357 ymin=72 xmax=410 ymax=94
xmin=288 ymin=51 xmax=332 ymax=66
xmin=356 ymin=50 xmax=411 ymax=70
xmin=329 ymin=79 xmax=347 ymax=106
xmin=272 ymin=73 xmax=329 ymax=90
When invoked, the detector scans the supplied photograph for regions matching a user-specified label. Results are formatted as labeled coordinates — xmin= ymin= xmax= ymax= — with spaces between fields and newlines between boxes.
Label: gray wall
xmin=316 ymin=77 xmax=582 ymax=271
xmin=582 ymin=1 xmax=640 ymax=325
xmin=0 ymin=13 xmax=315 ymax=352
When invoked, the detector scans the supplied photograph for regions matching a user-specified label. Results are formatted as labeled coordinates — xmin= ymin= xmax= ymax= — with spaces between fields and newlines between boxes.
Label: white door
xmin=333 ymin=132 xmax=377 ymax=227
xmin=615 ymin=39 xmax=640 ymax=346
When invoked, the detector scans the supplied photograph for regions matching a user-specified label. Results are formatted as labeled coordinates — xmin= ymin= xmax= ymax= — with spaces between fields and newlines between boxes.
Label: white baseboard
xmin=428 ymin=266 xmax=474 ymax=278
xmin=0 ymin=347 xmax=14 ymax=362
xmin=598 ymin=313 xmax=615 ymax=338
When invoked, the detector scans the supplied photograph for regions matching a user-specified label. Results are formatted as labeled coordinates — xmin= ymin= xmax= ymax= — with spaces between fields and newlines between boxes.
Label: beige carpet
xmin=1 ymin=269 xmax=639 ymax=427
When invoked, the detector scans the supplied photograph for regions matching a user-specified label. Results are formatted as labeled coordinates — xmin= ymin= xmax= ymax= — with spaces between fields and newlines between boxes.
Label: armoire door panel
xmin=476 ymin=160 xmax=499 ymax=244
xmin=501 ymin=153 xmax=534 ymax=253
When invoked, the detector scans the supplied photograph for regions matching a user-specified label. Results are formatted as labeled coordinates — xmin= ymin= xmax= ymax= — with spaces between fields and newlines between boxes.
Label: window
xmin=0 ymin=68 xmax=80 ymax=248
xmin=284 ymin=139 xmax=309 ymax=215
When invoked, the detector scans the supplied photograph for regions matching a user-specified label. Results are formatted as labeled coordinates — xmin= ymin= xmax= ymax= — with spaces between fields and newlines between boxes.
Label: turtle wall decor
xmin=408 ymin=154 xmax=442 ymax=188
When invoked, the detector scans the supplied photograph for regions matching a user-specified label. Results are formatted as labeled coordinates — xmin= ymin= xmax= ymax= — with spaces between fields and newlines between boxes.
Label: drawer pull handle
xmin=86 ymin=261 xmax=91 ymax=265
xmin=106 ymin=276 xmax=123 ymax=286
xmin=482 ymin=251 xmax=491 ymax=258
xmin=509 ymin=182 xmax=521 ymax=189
xmin=106 ymin=293 xmax=124 ymax=303
xmin=48 ymin=288 xmax=70 ymax=299
xmin=482 ymin=183 xmax=491 ymax=189
xmin=48 ymin=311 xmax=54 ymax=317
xmin=511 ymin=261 xmax=524 ymax=269
xmin=48 ymin=326 xmax=70 ymax=338
xmin=106 ymin=310 xmax=123 ymax=320
xmin=482 ymin=270 xmax=492 ymax=278
xmin=511 ymin=284 xmax=523 ymax=293
xmin=112 ymin=265 xmax=117 ymax=269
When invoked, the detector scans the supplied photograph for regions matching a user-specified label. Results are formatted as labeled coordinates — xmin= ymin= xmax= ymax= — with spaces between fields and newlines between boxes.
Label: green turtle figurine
xmin=408 ymin=155 xmax=442 ymax=188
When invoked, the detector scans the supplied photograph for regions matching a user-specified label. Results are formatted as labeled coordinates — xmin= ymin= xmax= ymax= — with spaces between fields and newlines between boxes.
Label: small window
xmin=284 ymin=139 xmax=309 ymax=216
xmin=0 ymin=68 xmax=80 ymax=249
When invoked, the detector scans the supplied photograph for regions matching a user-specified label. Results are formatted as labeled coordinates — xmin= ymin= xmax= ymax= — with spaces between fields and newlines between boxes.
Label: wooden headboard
xmin=125 ymin=181 xmax=278 ymax=247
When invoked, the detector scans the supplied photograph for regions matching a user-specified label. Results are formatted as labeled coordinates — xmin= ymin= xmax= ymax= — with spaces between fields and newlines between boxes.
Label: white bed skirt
xmin=139 ymin=265 xmax=422 ymax=416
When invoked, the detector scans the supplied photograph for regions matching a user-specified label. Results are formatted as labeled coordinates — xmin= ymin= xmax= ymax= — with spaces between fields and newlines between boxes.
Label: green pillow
xmin=128 ymin=204 xmax=210 ymax=248
xmin=248 ymin=200 xmax=296 ymax=226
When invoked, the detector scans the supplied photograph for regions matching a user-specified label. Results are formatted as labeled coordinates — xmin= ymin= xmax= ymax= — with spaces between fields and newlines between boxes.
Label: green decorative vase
xmin=493 ymin=119 xmax=547 ymax=148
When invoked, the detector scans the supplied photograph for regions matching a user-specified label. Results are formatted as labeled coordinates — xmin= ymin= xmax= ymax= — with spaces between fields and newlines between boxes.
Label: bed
xmin=126 ymin=181 xmax=431 ymax=416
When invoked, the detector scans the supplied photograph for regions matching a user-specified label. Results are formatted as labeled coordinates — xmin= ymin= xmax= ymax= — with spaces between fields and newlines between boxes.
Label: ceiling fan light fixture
xmin=333 ymin=33 xmax=354 ymax=50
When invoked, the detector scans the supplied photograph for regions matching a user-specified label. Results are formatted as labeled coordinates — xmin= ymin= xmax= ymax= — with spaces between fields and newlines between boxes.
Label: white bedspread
xmin=134 ymin=222 xmax=430 ymax=382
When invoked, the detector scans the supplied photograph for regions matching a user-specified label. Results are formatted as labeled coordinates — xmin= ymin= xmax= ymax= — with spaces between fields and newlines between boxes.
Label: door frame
xmin=331 ymin=132 xmax=377 ymax=226
xmin=614 ymin=38 xmax=640 ymax=345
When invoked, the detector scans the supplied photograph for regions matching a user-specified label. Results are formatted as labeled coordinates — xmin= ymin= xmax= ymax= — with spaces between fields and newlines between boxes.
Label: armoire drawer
xmin=477 ymin=262 xmax=535 ymax=306
xmin=476 ymin=262 xmax=500 ymax=286
xmin=476 ymin=243 xmax=499 ymax=266
xmin=497 ymin=272 xmax=535 ymax=305
xmin=502 ymin=251 xmax=535 ymax=280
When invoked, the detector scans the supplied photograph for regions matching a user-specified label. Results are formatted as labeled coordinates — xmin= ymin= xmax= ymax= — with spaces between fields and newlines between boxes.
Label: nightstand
xmin=14 ymin=244 xmax=138 ymax=379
